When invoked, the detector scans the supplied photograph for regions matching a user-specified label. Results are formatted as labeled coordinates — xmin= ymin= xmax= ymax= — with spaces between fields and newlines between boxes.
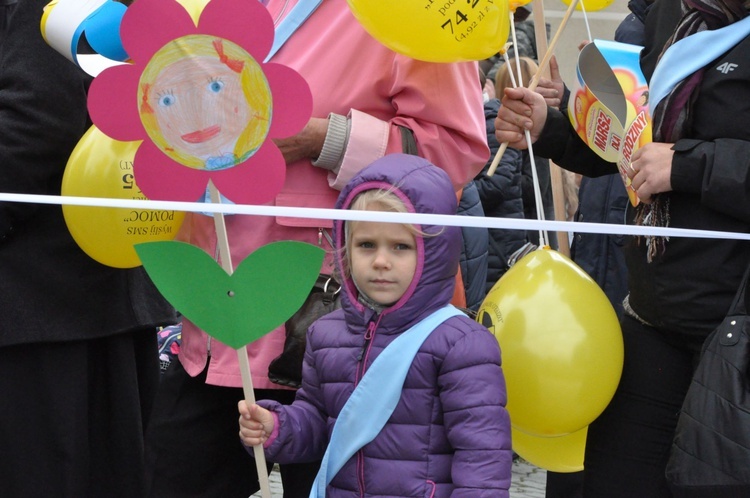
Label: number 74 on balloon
xmin=346 ymin=0 xmax=509 ymax=63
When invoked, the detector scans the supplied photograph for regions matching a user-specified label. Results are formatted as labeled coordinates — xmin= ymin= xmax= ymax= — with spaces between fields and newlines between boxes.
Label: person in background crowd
xmin=495 ymin=0 xmax=750 ymax=494
xmin=0 ymin=0 xmax=177 ymax=495
xmin=483 ymin=3 xmax=550 ymax=83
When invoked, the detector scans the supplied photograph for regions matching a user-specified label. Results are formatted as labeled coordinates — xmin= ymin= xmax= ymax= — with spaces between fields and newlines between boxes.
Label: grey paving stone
xmin=252 ymin=459 xmax=548 ymax=497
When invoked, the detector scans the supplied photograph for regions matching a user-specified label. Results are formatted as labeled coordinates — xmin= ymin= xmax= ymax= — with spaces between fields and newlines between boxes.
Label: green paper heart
xmin=136 ymin=240 xmax=325 ymax=349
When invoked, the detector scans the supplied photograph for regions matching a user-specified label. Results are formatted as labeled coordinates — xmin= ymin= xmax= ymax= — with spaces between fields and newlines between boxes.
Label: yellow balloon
xmin=62 ymin=126 xmax=185 ymax=268
xmin=477 ymin=247 xmax=623 ymax=437
xmin=509 ymin=0 xmax=532 ymax=12
xmin=560 ymin=0 xmax=614 ymax=12
xmin=513 ymin=426 xmax=587 ymax=473
xmin=346 ymin=0 xmax=510 ymax=62
xmin=175 ymin=0 xmax=210 ymax=24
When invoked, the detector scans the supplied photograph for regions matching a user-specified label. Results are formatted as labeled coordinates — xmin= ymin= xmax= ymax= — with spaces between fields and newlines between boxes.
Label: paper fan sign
xmin=41 ymin=0 xmax=129 ymax=76
xmin=568 ymin=40 xmax=652 ymax=207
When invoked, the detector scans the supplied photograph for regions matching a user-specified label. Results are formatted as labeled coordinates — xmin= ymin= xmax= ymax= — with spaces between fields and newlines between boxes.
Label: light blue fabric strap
xmin=309 ymin=305 xmax=464 ymax=498
xmin=265 ymin=0 xmax=323 ymax=61
xmin=649 ymin=15 xmax=750 ymax=114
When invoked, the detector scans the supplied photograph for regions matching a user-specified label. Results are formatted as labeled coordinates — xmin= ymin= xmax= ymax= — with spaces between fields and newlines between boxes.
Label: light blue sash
xmin=309 ymin=305 xmax=464 ymax=498
xmin=649 ymin=15 xmax=750 ymax=114
xmin=265 ymin=0 xmax=324 ymax=61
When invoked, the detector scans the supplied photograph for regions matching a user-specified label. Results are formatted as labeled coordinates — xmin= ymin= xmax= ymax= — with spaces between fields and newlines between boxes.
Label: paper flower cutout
xmin=136 ymin=240 xmax=325 ymax=349
xmin=88 ymin=0 xmax=312 ymax=204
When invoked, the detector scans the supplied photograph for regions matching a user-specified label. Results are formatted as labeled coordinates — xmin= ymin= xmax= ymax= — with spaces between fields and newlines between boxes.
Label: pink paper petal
xmin=88 ymin=65 xmax=145 ymax=141
xmin=199 ymin=0 xmax=273 ymax=62
xmin=212 ymin=142 xmax=285 ymax=205
xmin=121 ymin=0 xmax=196 ymax=62
xmin=133 ymin=141 xmax=210 ymax=202
xmin=265 ymin=63 xmax=313 ymax=138
xmin=86 ymin=0 xmax=310 ymax=205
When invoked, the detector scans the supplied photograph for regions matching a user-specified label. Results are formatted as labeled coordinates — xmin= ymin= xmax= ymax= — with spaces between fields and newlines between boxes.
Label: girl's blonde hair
xmin=494 ymin=57 xmax=539 ymax=97
xmin=341 ymin=188 xmax=424 ymax=279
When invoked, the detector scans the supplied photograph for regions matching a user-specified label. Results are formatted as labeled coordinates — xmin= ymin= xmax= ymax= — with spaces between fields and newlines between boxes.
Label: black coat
xmin=535 ymin=0 xmax=750 ymax=339
xmin=0 ymin=0 xmax=176 ymax=346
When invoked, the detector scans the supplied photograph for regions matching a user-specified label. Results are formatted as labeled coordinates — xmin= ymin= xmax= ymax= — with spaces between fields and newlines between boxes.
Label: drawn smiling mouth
xmin=181 ymin=125 xmax=221 ymax=143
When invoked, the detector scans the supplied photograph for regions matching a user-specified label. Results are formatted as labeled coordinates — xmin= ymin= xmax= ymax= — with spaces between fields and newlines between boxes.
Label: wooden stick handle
xmin=210 ymin=182 xmax=272 ymax=498
xmin=238 ymin=348 xmax=273 ymax=498
xmin=532 ymin=0 xmax=549 ymax=78
xmin=528 ymin=0 xmax=580 ymax=90
xmin=486 ymin=142 xmax=509 ymax=177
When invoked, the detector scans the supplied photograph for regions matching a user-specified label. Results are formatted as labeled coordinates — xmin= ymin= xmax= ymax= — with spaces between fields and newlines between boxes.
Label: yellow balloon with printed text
xmin=62 ymin=126 xmax=185 ymax=268
xmin=477 ymin=247 xmax=623 ymax=437
xmin=346 ymin=0 xmax=510 ymax=62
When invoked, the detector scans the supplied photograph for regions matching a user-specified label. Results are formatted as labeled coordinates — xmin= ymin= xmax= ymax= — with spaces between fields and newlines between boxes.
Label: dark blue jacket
xmin=473 ymin=99 xmax=527 ymax=294
xmin=457 ymin=181 xmax=489 ymax=311
xmin=570 ymin=177 xmax=629 ymax=316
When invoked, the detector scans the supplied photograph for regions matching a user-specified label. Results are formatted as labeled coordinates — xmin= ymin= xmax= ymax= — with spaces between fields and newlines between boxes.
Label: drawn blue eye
xmin=208 ymin=79 xmax=224 ymax=93
xmin=158 ymin=94 xmax=175 ymax=107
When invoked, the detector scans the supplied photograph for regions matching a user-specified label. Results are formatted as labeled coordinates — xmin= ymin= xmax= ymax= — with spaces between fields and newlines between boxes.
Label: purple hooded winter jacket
xmin=258 ymin=154 xmax=512 ymax=497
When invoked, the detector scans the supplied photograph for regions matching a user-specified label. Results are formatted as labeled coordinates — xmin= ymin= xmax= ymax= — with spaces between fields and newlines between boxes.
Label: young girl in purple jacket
xmin=239 ymin=154 xmax=512 ymax=497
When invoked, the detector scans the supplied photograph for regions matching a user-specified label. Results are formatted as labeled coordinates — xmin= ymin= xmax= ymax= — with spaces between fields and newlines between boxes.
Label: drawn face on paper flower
xmin=87 ymin=0 xmax=312 ymax=204
xmin=139 ymin=35 xmax=271 ymax=170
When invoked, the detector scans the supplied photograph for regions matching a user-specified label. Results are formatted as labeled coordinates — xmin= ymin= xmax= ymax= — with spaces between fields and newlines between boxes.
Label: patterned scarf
xmin=636 ymin=0 xmax=748 ymax=262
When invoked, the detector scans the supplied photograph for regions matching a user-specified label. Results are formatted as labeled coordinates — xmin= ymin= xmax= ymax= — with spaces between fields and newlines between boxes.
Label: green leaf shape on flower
xmin=136 ymin=240 xmax=325 ymax=349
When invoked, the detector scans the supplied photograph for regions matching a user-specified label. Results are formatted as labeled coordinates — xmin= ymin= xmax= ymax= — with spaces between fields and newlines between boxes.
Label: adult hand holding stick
xmin=487 ymin=0 xmax=580 ymax=177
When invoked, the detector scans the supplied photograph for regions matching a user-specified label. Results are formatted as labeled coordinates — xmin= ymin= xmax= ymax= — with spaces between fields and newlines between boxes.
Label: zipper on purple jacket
xmin=354 ymin=315 xmax=382 ymax=497
xmin=355 ymin=319 xmax=378 ymax=384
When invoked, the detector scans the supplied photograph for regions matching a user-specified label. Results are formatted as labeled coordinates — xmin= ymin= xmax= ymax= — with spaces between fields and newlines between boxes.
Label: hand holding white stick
xmin=486 ymin=0 xmax=581 ymax=176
